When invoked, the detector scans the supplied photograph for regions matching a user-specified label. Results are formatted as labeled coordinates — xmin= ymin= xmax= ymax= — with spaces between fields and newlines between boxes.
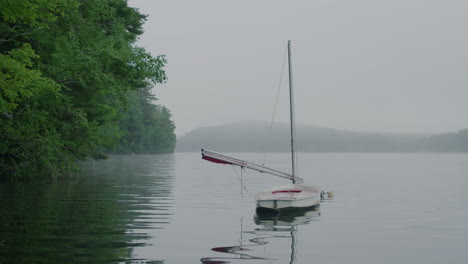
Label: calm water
xmin=1 ymin=153 xmax=468 ymax=263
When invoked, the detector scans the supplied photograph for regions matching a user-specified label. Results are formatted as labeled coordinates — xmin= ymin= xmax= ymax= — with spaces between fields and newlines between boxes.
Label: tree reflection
xmin=0 ymin=155 xmax=174 ymax=264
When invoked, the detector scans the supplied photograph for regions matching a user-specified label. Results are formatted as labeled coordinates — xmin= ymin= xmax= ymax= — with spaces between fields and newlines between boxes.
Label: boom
xmin=201 ymin=149 xmax=303 ymax=183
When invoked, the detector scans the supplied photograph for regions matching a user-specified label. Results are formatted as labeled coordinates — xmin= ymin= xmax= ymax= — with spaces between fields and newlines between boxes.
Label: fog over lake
xmin=129 ymin=0 xmax=468 ymax=136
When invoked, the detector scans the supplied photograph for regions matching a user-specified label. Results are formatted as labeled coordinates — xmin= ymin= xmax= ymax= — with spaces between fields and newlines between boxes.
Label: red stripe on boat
xmin=272 ymin=190 xmax=302 ymax=194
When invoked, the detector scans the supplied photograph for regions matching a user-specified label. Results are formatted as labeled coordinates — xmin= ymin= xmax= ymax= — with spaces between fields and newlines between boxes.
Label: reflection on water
xmin=0 ymin=155 xmax=174 ymax=264
xmin=2 ymin=153 xmax=468 ymax=263
xmin=254 ymin=205 xmax=321 ymax=227
xmin=201 ymin=206 xmax=321 ymax=264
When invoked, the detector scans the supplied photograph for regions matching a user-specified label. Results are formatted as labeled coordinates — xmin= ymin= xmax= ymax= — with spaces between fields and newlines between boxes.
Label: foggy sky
xmin=128 ymin=0 xmax=468 ymax=135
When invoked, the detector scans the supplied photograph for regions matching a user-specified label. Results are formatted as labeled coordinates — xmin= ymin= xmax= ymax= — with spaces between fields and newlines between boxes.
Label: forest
xmin=0 ymin=0 xmax=176 ymax=180
xmin=177 ymin=122 xmax=468 ymax=153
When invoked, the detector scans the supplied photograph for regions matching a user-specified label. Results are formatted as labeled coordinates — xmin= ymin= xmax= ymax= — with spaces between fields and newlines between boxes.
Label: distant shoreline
xmin=176 ymin=122 xmax=468 ymax=153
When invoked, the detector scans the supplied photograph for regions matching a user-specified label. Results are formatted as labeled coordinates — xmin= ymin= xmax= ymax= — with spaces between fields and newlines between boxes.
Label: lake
xmin=1 ymin=153 xmax=467 ymax=263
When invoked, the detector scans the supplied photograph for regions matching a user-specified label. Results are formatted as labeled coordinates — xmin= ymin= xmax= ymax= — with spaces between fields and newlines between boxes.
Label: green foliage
xmin=0 ymin=43 xmax=101 ymax=178
xmin=0 ymin=43 xmax=59 ymax=113
xmin=31 ymin=0 xmax=166 ymax=124
xmin=113 ymin=85 xmax=176 ymax=154
xmin=0 ymin=0 xmax=78 ymax=27
xmin=1 ymin=0 xmax=175 ymax=180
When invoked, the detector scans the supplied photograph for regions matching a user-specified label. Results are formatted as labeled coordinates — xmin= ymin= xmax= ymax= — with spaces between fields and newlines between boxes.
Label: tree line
xmin=1 ymin=0 xmax=175 ymax=180
xmin=177 ymin=122 xmax=468 ymax=153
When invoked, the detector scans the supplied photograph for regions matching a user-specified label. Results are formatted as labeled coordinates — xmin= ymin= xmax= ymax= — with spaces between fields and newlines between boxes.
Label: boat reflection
xmin=200 ymin=206 xmax=320 ymax=264
xmin=255 ymin=205 xmax=321 ymax=227
xmin=255 ymin=206 xmax=320 ymax=264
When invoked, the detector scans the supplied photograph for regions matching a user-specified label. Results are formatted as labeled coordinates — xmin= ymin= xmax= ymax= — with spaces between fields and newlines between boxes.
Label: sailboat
xmin=202 ymin=41 xmax=321 ymax=211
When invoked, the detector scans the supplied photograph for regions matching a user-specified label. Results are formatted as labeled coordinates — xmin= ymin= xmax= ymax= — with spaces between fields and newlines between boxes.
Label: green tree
xmin=0 ymin=43 xmax=97 ymax=178
xmin=1 ymin=0 xmax=173 ymax=180
xmin=114 ymin=85 xmax=176 ymax=154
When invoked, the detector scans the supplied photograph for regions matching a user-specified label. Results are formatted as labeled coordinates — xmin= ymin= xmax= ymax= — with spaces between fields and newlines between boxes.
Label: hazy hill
xmin=176 ymin=122 xmax=468 ymax=153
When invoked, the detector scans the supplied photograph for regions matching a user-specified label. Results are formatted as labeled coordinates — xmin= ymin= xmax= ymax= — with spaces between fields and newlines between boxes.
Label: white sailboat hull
xmin=255 ymin=184 xmax=321 ymax=210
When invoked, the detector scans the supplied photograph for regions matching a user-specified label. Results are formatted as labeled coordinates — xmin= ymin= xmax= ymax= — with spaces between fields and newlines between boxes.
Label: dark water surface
xmin=1 ymin=153 xmax=467 ymax=263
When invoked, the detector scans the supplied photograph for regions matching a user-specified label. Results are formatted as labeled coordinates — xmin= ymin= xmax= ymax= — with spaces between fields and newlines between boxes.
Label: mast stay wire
xmin=231 ymin=165 xmax=248 ymax=194
xmin=262 ymin=46 xmax=289 ymax=166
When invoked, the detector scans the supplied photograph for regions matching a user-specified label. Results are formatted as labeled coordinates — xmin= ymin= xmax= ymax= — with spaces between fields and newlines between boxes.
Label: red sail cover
xmin=202 ymin=155 xmax=231 ymax=165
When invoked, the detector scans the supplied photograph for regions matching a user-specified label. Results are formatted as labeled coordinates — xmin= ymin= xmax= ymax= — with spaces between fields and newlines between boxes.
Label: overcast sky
xmin=128 ymin=0 xmax=467 ymax=135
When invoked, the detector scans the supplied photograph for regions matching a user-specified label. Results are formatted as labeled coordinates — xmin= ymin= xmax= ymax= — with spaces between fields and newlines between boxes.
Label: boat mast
xmin=288 ymin=40 xmax=297 ymax=183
